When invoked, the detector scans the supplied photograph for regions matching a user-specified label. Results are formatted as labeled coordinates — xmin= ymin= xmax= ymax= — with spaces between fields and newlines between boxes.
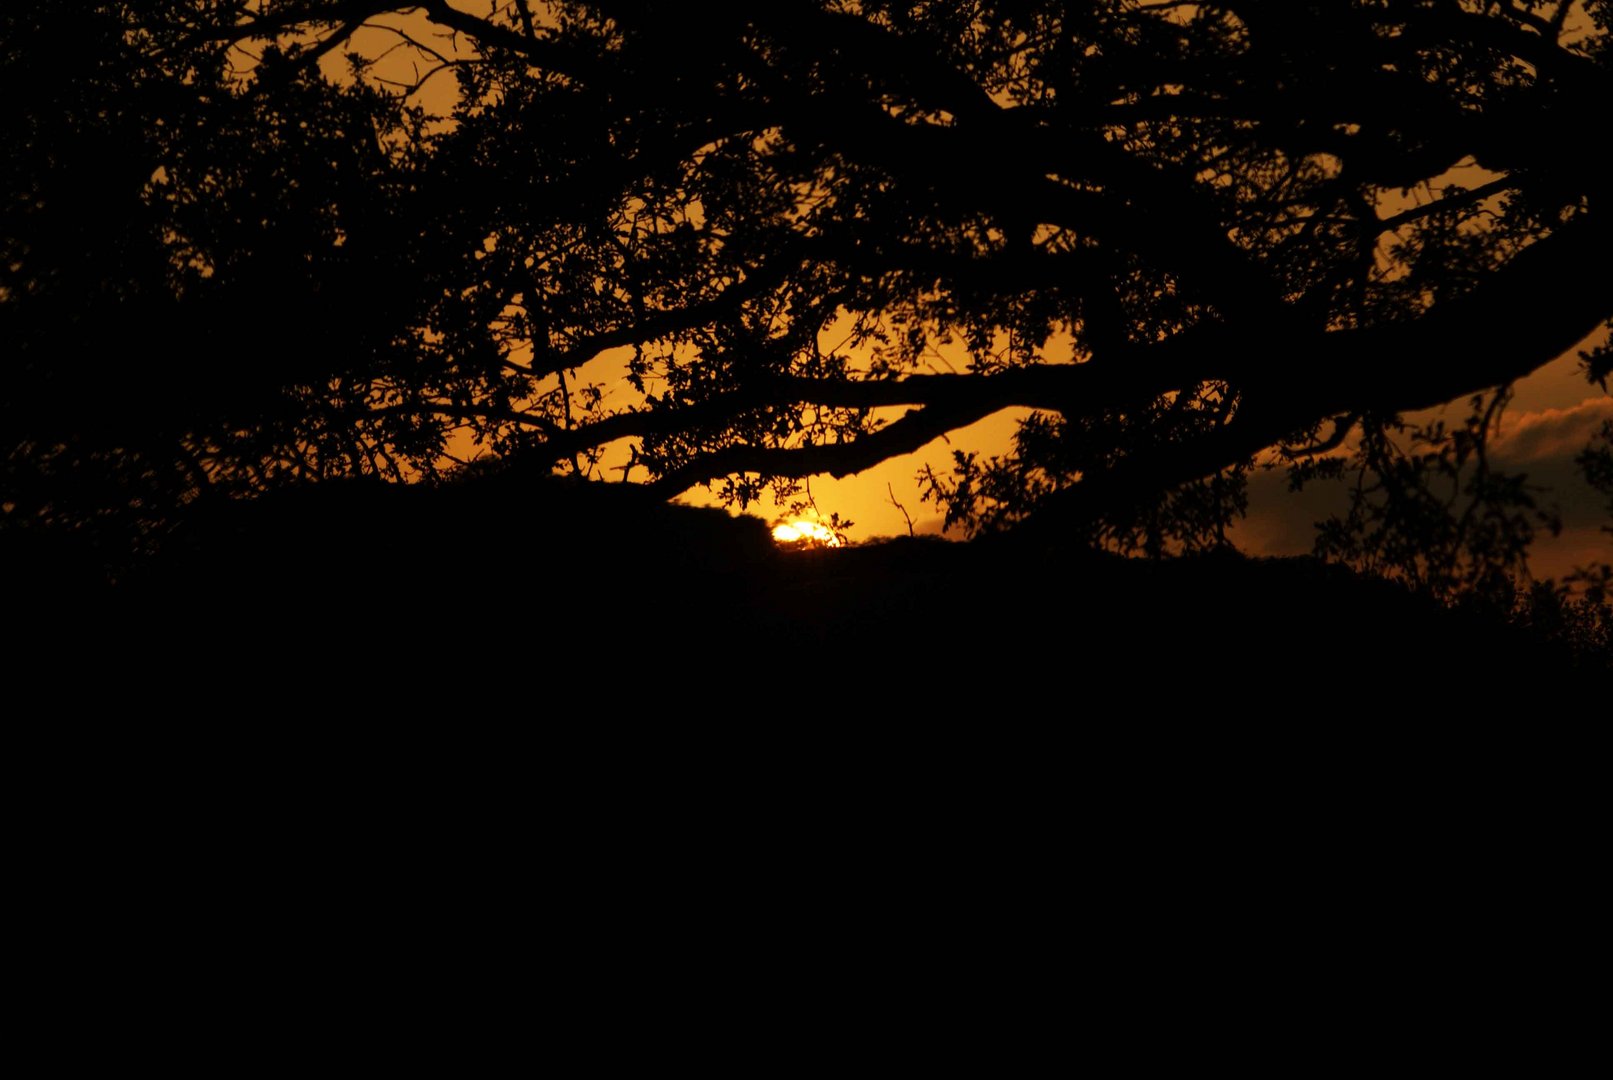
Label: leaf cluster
xmin=1291 ymin=389 xmax=1564 ymax=606
xmin=5 ymin=0 xmax=1611 ymax=612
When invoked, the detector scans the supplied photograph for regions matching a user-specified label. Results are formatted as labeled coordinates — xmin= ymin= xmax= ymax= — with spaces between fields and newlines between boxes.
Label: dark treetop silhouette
xmin=4 ymin=1 xmax=1611 ymax=617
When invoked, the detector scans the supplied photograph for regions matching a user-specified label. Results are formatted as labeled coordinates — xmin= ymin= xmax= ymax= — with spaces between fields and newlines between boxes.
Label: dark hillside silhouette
xmin=4 ymin=2 xmax=1609 ymax=671
xmin=136 ymin=469 xmax=775 ymax=623
xmin=63 ymin=493 xmax=1609 ymax=689
xmin=51 ymin=467 xmax=1597 ymax=683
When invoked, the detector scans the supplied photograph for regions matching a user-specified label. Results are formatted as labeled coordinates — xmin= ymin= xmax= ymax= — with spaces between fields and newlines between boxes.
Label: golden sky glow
xmin=318 ymin=3 xmax=1609 ymax=580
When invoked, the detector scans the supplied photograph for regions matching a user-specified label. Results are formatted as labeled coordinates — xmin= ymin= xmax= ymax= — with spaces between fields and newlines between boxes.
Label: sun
xmin=771 ymin=519 xmax=844 ymax=547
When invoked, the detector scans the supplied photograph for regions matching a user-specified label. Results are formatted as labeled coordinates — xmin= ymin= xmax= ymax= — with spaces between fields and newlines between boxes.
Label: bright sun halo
xmin=772 ymin=520 xmax=842 ymax=546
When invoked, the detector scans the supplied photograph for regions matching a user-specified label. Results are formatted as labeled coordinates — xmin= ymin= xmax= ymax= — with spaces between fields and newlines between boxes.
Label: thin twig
xmin=888 ymin=483 xmax=915 ymax=536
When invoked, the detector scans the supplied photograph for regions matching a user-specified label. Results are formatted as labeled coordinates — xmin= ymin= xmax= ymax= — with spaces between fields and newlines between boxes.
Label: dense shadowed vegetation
xmin=4 ymin=1 xmax=1609 ymax=667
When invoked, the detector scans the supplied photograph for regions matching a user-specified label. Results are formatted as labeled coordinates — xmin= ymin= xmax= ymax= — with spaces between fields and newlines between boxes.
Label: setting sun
xmin=772 ymin=520 xmax=843 ymax=547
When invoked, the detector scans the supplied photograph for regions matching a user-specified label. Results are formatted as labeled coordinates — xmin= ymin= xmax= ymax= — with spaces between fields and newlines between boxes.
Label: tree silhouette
xmin=5 ymin=1 xmax=1610 ymax=609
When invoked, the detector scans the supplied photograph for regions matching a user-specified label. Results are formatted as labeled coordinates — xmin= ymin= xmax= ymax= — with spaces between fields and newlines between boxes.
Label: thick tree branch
xmin=523 ymin=244 xmax=801 ymax=379
xmin=418 ymin=0 xmax=605 ymax=81
xmin=643 ymin=400 xmax=994 ymax=500
xmin=1374 ymin=176 xmax=1517 ymax=232
xmin=1015 ymin=210 xmax=1611 ymax=534
xmin=1302 ymin=209 xmax=1612 ymax=416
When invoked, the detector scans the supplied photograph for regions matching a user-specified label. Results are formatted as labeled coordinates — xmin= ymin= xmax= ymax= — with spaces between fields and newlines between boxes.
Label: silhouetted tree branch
xmin=7 ymin=0 xmax=1611 ymax=594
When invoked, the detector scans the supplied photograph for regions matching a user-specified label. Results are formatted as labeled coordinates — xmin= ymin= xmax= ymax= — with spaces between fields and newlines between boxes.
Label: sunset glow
xmin=11 ymin=0 xmax=1608 ymax=675
xmin=772 ymin=520 xmax=843 ymax=547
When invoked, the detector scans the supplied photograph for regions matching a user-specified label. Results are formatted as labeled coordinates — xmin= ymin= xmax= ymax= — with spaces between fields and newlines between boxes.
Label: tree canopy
xmin=5 ymin=0 xmax=1611 ymax=598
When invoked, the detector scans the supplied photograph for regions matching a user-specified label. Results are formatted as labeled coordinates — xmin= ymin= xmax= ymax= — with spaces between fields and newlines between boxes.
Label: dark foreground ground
xmin=10 ymin=474 xmax=1604 ymax=711
xmin=8 ymin=479 xmax=1603 ymax=913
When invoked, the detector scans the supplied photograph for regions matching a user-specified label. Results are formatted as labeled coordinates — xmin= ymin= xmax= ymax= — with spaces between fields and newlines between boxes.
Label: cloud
xmin=1490 ymin=396 xmax=1613 ymax=531
xmin=1233 ymin=394 xmax=1613 ymax=561
xmin=1493 ymin=396 xmax=1613 ymax=468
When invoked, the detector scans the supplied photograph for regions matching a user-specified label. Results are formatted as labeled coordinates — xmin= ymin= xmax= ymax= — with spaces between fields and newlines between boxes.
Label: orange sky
xmin=694 ymin=330 xmax=1612 ymax=567
xmin=314 ymin=5 xmax=1611 ymax=579
xmin=1231 ymin=326 xmax=1612 ymax=581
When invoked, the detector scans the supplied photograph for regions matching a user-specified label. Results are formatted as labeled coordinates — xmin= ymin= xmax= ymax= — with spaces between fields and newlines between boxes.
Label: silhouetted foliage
xmin=1288 ymin=389 xmax=1562 ymax=605
xmin=5 ymin=1 xmax=1610 ymax=640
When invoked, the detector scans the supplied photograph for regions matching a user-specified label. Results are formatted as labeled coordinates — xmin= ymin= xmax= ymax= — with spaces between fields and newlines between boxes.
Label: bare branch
xmin=1375 ymin=177 xmax=1517 ymax=232
xmin=1281 ymin=414 xmax=1360 ymax=458
xmin=644 ymin=400 xmax=992 ymax=499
